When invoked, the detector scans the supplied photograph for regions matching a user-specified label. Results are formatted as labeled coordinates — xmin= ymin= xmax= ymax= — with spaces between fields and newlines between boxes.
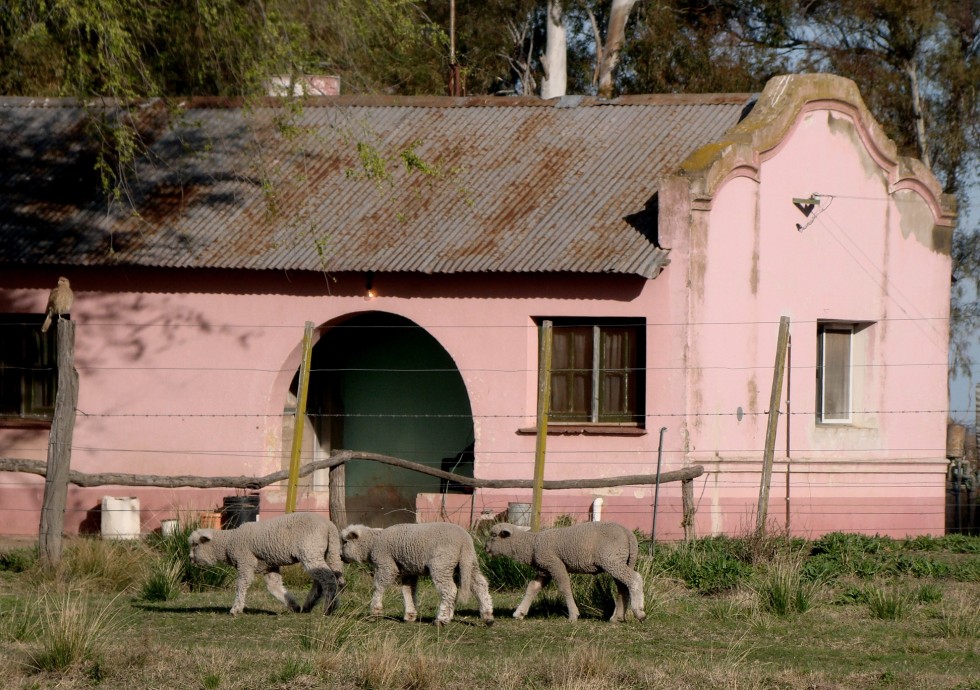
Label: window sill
xmin=517 ymin=425 xmax=647 ymax=437
xmin=0 ymin=416 xmax=53 ymax=429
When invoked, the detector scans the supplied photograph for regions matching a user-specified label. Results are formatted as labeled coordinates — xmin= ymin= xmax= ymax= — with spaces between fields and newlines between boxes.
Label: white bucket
xmin=101 ymin=496 xmax=141 ymax=539
xmin=507 ymin=502 xmax=531 ymax=527
xmin=160 ymin=519 xmax=179 ymax=537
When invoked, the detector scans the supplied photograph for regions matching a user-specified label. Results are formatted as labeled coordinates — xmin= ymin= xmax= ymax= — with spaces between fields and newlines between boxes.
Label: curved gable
xmin=678 ymin=73 xmax=956 ymax=230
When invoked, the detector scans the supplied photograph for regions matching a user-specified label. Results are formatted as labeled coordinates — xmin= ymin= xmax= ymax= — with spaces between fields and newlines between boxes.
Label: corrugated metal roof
xmin=0 ymin=93 xmax=753 ymax=278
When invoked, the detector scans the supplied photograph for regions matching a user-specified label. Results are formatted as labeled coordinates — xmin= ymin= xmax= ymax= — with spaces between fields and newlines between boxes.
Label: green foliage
xmin=145 ymin=521 xmax=234 ymax=591
xmin=651 ymin=538 xmax=754 ymax=595
xmin=479 ymin=549 xmax=536 ymax=591
xmin=0 ymin=596 xmax=42 ymax=642
xmin=0 ymin=546 xmax=38 ymax=573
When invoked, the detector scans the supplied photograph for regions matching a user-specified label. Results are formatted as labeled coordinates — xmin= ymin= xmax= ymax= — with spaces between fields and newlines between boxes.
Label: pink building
xmin=0 ymin=74 xmax=955 ymax=539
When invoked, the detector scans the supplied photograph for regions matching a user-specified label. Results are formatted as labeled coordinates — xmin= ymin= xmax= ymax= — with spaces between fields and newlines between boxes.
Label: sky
xmin=949 ymin=176 xmax=979 ymax=428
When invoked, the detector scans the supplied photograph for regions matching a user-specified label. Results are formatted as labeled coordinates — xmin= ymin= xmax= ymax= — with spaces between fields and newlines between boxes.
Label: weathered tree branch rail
xmin=0 ymin=449 xmax=703 ymax=491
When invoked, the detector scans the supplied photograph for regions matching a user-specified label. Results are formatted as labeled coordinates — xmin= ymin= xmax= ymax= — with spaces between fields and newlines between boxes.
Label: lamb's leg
xmin=400 ymin=575 xmax=419 ymax=622
xmin=513 ymin=574 xmax=550 ymax=620
xmin=431 ymin=571 xmax=457 ymax=626
xmin=628 ymin=571 xmax=646 ymax=621
xmin=548 ymin=565 xmax=579 ymax=622
xmin=370 ymin=567 xmax=397 ymax=618
xmin=230 ymin=566 xmax=256 ymax=615
xmin=301 ymin=561 xmax=339 ymax=614
xmin=611 ymin=579 xmax=628 ymax=622
xmin=264 ymin=569 xmax=301 ymax=612
xmin=472 ymin=571 xmax=495 ymax=626
xmin=605 ymin=563 xmax=646 ymax=622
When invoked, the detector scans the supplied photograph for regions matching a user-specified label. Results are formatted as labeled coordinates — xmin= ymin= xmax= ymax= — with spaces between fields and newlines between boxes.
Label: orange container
xmin=199 ymin=511 xmax=222 ymax=530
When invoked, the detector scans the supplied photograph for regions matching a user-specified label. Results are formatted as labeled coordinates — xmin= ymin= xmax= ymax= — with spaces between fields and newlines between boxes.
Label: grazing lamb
xmin=188 ymin=512 xmax=344 ymax=616
xmin=340 ymin=522 xmax=494 ymax=626
xmin=485 ymin=521 xmax=645 ymax=623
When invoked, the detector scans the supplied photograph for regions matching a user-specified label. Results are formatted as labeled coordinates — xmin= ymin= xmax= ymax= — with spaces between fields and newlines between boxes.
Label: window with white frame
xmin=543 ymin=318 xmax=644 ymax=426
xmin=816 ymin=323 xmax=853 ymax=423
xmin=0 ymin=315 xmax=57 ymax=423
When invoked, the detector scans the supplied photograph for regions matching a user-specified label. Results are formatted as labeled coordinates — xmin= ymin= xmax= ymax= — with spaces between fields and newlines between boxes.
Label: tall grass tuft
xmin=58 ymin=537 xmax=152 ymax=592
xmin=0 ymin=595 xmax=43 ymax=642
xmin=140 ymin=557 xmax=185 ymax=602
xmin=27 ymin=590 xmax=128 ymax=673
xmin=267 ymin=656 xmax=315 ymax=685
xmin=864 ymin=583 xmax=912 ymax=620
xmin=354 ymin=633 xmax=450 ymax=690
xmin=755 ymin=558 xmax=822 ymax=615
xmin=935 ymin=592 xmax=980 ymax=639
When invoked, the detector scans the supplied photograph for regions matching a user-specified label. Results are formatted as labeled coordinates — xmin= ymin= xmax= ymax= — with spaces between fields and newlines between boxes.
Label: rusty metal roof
xmin=0 ymin=93 xmax=753 ymax=278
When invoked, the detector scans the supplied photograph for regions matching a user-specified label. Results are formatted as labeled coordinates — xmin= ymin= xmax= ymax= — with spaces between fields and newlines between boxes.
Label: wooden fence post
xmin=329 ymin=463 xmax=347 ymax=528
xmin=681 ymin=478 xmax=696 ymax=541
xmin=39 ymin=320 xmax=78 ymax=568
xmin=756 ymin=316 xmax=790 ymax=534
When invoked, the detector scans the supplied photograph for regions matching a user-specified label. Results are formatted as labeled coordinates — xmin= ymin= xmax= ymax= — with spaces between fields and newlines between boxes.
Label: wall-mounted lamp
xmin=364 ymin=271 xmax=376 ymax=300
xmin=792 ymin=193 xmax=825 ymax=232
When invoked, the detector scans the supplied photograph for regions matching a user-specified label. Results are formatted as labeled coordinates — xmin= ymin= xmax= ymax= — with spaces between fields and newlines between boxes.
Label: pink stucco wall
xmin=676 ymin=101 xmax=952 ymax=538
xmin=0 ymin=82 xmax=954 ymax=540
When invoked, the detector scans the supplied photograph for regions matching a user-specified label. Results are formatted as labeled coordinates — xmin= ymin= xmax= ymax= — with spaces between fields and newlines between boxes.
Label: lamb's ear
xmin=498 ymin=527 xmax=512 ymax=539
xmin=198 ymin=533 xmax=212 ymax=544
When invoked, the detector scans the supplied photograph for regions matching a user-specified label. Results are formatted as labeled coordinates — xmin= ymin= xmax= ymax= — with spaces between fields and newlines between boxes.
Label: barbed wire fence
xmin=0 ymin=315 xmax=975 ymax=543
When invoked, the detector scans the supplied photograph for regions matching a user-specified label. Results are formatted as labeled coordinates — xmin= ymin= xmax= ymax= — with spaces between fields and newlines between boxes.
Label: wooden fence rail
xmin=0 ymin=450 xmax=704 ymax=537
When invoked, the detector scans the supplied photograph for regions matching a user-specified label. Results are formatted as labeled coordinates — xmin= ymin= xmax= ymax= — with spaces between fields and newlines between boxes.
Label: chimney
xmin=267 ymin=75 xmax=341 ymax=97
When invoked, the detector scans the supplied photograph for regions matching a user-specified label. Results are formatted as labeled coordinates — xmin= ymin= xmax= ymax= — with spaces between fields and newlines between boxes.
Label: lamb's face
xmin=484 ymin=523 xmax=518 ymax=557
xmin=340 ymin=525 xmax=376 ymax=564
xmin=188 ymin=529 xmax=217 ymax=566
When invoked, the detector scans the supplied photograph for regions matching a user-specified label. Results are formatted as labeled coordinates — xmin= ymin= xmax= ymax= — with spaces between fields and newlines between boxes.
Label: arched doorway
xmin=300 ymin=312 xmax=474 ymax=527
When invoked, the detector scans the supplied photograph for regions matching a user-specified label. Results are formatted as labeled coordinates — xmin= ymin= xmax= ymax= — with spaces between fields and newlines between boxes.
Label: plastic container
xmin=507 ymin=502 xmax=531 ymax=527
xmin=221 ymin=494 xmax=260 ymax=530
xmin=101 ymin=496 xmax=141 ymax=539
xmin=160 ymin=519 xmax=178 ymax=536
xmin=199 ymin=512 xmax=222 ymax=530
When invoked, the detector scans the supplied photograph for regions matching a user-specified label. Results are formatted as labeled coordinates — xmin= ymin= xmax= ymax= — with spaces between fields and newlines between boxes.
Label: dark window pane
xmin=543 ymin=320 xmax=643 ymax=425
xmin=550 ymin=325 xmax=592 ymax=421
xmin=0 ymin=316 xmax=57 ymax=420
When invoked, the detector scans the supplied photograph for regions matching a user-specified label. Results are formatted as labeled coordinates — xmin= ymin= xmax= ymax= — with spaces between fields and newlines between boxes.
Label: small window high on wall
xmin=543 ymin=318 xmax=645 ymax=427
xmin=817 ymin=323 xmax=853 ymax=424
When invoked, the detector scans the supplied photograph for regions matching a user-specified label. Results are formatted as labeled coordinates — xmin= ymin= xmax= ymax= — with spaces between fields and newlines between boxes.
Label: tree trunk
xmin=596 ymin=0 xmax=638 ymax=99
xmin=905 ymin=59 xmax=932 ymax=169
xmin=540 ymin=0 xmax=567 ymax=99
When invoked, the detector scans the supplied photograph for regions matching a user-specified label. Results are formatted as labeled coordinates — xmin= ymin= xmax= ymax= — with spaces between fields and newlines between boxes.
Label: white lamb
xmin=484 ymin=521 xmax=646 ymax=623
xmin=340 ymin=522 xmax=494 ymax=626
xmin=188 ymin=512 xmax=344 ymax=616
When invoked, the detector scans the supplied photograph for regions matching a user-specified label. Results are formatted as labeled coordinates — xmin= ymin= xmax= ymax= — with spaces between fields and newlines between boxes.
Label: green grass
xmin=0 ymin=532 xmax=977 ymax=689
